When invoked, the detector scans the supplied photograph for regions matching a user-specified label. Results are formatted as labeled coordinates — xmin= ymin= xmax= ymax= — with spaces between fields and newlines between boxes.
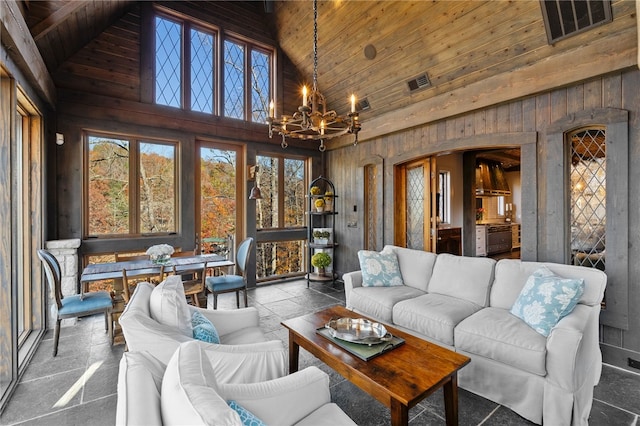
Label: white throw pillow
xmin=150 ymin=275 xmax=193 ymax=337
xmin=161 ymin=341 xmax=242 ymax=426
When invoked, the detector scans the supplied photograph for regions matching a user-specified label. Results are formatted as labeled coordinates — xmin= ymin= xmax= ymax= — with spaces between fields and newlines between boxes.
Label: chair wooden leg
xmin=53 ymin=318 xmax=62 ymax=357
xmin=213 ymin=294 xmax=218 ymax=310
xmin=193 ymin=294 xmax=200 ymax=308
xmin=243 ymin=289 xmax=248 ymax=307
xmin=236 ymin=291 xmax=240 ymax=308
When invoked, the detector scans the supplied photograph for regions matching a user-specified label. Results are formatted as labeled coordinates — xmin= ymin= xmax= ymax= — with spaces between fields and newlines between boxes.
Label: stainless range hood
xmin=475 ymin=160 xmax=511 ymax=196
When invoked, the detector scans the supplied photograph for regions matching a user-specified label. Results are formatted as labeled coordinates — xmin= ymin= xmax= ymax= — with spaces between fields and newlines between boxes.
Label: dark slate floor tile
xmin=11 ymin=395 xmax=117 ymax=426
xmin=588 ymin=399 xmax=638 ymax=425
xmin=593 ymin=364 xmax=640 ymax=415
xmin=478 ymin=405 xmax=536 ymax=425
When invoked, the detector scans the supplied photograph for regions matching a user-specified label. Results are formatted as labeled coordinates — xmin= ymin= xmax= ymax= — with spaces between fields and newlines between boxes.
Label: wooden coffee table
xmin=281 ymin=305 xmax=470 ymax=426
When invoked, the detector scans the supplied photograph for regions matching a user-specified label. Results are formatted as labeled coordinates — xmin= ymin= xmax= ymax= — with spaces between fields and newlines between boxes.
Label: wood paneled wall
xmin=327 ymin=69 xmax=640 ymax=370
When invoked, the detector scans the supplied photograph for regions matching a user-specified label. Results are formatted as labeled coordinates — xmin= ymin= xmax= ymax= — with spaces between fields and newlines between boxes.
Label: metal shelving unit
xmin=307 ymin=176 xmax=338 ymax=287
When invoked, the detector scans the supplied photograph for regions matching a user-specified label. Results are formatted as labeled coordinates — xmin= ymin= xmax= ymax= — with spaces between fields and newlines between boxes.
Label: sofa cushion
xmin=161 ymin=341 xmax=242 ymax=426
xmin=455 ymin=307 xmax=547 ymax=376
xmin=393 ymin=293 xmax=483 ymax=346
xmin=510 ymin=266 xmax=584 ymax=337
xmin=385 ymin=245 xmax=437 ymax=292
xmin=192 ymin=310 xmax=220 ymax=344
xmin=428 ymin=254 xmax=496 ymax=307
xmin=358 ymin=248 xmax=404 ymax=287
xmin=116 ymin=351 xmax=166 ymax=426
xmin=150 ymin=275 xmax=193 ymax=337
xmin=349 ymin=286 xmax=426 ymax=323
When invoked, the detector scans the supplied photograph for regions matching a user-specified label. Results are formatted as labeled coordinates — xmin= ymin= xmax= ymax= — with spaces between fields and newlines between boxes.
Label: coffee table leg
xmin=288 ymin=330 xmax=299 ymax=373
xmin=443 ymin=373 xmax=459 ymax=426
xmin=390 ymin=399 xmax=409 ymax=426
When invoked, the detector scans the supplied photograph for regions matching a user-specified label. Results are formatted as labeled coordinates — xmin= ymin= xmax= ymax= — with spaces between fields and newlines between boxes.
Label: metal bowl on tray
xmin=325 ymin=318 xmax=393 ymax=346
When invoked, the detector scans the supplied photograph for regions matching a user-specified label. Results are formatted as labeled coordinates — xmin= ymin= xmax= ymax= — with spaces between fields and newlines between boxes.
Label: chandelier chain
xmin=313 ymin=0 xmax=318 ymax=91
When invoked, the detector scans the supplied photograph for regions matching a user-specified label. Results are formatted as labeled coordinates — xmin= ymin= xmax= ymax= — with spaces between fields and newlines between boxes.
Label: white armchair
xmin=160 ymin=341 xmax=356 ymax=426
xmin=119 ymin=279 xmax=287 ymax=384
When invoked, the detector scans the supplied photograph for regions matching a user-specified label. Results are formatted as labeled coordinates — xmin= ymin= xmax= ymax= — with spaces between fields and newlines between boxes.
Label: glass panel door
xmin=198 ymin=144 xmax=241 ymax=256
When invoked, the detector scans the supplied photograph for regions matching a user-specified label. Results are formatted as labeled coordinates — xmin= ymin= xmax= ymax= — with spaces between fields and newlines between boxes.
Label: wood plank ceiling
xmin=17 ymin=0 xmax=637 ymax=142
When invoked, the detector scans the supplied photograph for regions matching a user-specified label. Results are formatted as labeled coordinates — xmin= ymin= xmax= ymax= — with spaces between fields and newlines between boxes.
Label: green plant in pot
xmin=313 ymin=230 xmax=330 ymax=244
xmin=311 ymin=251 xmax=332 ymax=276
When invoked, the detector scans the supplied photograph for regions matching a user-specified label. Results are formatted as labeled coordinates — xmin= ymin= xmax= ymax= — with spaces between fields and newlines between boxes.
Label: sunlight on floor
xmin=53 ymin=361 xmax=103 ymax=409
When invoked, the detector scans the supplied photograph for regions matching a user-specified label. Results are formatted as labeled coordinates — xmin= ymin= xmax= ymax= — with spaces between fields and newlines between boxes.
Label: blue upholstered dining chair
xmin=205 ymin=237 xmax=254 ymax=309
xmin=37 ymin=249 xmax=113 ymax=356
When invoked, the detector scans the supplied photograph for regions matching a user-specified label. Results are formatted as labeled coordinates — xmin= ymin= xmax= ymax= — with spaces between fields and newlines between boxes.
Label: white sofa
xmin=119 ymin=279 xmax=287 ymax=383
xmin=343 ymin=246 xmax=607 ymax=426
xmin=116 ymin=342 xmax=356 ymax=425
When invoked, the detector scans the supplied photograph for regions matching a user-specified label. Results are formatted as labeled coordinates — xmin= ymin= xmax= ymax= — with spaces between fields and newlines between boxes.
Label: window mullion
xmin=130 ymin=140 xmax=140 ymax=234
xmin=245 ymin=43 xmax=251 ymax=122
xmin=183 ymin=22 xmax=191 ymax=112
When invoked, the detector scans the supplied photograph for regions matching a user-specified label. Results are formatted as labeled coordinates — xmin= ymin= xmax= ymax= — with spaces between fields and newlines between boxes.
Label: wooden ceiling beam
xmin=0 ymin=0 xmax=56 ymax=107
xmin=31 ymin=1 xmax=90 ymax=42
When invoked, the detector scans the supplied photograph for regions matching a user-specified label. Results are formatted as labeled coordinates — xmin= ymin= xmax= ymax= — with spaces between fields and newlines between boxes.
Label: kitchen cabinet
xmin=511 ymin=223 xmax=521 ymax=249
xmin=437 ymin=227 xmax=461 ymax=255
xmin=476 ymin=225 xmax=487 ymax=256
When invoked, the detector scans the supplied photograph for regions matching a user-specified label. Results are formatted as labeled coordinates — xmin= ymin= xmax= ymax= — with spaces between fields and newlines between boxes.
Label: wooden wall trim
xmin=0 ymin=1 xmax=56 ymax=107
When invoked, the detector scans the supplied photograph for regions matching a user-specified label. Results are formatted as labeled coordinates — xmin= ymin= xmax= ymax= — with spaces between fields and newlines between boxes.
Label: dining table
xmin=80 ymin=253 xmax=234 ymax=294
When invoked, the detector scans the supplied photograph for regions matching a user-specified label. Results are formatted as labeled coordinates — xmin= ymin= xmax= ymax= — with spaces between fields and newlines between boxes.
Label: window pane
xmin=200 ymin=147 xmax=237 ymax=253
xmin=256 ymin=156 xmax=278 ymax=229
xmin=406 ymin=166 xmax=425 ymax=249
xmin=284 ymin=158 xmax=305 ymax=227
xmin=224 ymin=40 xmax=245 ymax=119
xmin=251 ymin=49 xmax=270 ymax=123
xmin=139 ymin=142 xmax=176 ymax=233
xmin=155 ymin=16 xmax=182 ymax=108
xmin=570 ymin=128 xmax=606 ymax=270
xmin=256 ymin=240 xmax=305 ymax=279
xmin=191 ymin=28 xmax=214 ymax=113
xmin=88 ymin=136 xmax=130 ymax=235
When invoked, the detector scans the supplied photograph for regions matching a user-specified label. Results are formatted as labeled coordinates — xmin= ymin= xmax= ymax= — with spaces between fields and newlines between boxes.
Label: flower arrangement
xmin=146 ymin=244 xmax=174 ymax=264
xmin=314 ymin=198 xmax=325 ymax=208
xmin=476 ymin=208 xmax=485 ymax=221
xmin=310 ymin=186 xmax=322 ymax=195
xmin=323 ymin=191 xmax=333 ymax=201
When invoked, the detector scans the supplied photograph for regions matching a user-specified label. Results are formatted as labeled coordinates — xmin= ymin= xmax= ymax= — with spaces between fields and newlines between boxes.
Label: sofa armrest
xmin=219 ymin=366 xmax=330 ymax=425
xmin=545 ymin=304 xmax=601 ymax=390
xmin=120 ymin=312 xmax=287 ymax=382
xmin=343 ymin=270 xmax=363 ymax=308
xmin=203 ymin=341 xmax=287 ymax=383
xmin=189 ymin=305 xmax=259 ymax=336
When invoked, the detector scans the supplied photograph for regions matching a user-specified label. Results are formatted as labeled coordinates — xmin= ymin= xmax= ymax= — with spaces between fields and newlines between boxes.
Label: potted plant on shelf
xmin=323 ymin=191 xmax=334 ymax=211
xmin=313 ymin=229 xmax=331 ymax=245
xmin=310 ymin=186 xmax=322 ymax=195
xmin=311 ymin=251 xmax=332 ymax=277
xmin=314 ymin=198 xmax=325 ymax=212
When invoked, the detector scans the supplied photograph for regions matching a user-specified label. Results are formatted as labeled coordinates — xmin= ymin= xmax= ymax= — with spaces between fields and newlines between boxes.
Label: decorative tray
xmin=324 ymin=318 xmax=393 ymax=346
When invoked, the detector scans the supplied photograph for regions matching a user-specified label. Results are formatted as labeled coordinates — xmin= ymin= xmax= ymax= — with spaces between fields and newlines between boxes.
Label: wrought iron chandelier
xmin=267 ymin=0 xmax=361 ymax=152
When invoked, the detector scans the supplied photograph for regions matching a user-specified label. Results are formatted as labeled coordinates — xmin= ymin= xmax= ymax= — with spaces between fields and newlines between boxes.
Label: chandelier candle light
xmin=267 ymin=0 xmax=361 ymax=151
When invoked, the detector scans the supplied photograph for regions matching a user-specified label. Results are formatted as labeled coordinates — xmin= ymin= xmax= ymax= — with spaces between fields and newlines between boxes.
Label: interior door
xmin=395 ymin=157 xmax=437 ymax=251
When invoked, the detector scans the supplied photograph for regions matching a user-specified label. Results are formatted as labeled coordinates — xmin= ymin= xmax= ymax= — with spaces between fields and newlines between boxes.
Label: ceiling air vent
xmin=540 ymin=0 xmax=612 ymax=44
xmin=355 ymin=97 xmax=370 ymax=112
xmin=407 ymin=73 xmax=431 ymax=92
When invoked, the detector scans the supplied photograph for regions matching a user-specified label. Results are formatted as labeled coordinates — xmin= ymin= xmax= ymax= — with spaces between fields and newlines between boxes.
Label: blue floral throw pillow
xmin=358 ymin=248 xmax=404 ymax=287
xmin=510 ymin=266 xmax=585 ymax=337
xmin=191 ymin=311 xmax=220 ymax=344
xmin=227 ymin=400 xmax=266 ymax=426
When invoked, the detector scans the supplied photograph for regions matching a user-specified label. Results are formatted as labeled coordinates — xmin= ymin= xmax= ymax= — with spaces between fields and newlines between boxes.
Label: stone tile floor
xmin=1 ymin=279 xmax=639 ymax=425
